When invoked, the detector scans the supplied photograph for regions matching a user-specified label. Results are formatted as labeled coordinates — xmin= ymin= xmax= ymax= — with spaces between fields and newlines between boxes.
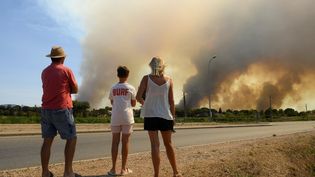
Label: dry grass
xmin=1 ymin=131 xmax=315 ymax=177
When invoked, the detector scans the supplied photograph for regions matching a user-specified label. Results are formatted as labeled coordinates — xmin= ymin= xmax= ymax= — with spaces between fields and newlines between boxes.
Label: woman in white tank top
xmin=136 ymin=57 xmax=182 ymax=177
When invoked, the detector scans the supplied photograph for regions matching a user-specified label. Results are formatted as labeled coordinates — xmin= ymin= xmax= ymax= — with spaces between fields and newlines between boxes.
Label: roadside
xmin=0 ymin=122 xmax=271 ymax=136
xmin=1 ymin=130 xmax=314 ymax=177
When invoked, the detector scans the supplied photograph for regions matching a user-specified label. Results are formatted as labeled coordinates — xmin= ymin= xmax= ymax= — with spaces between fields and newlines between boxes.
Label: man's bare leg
xmin=63 ymin=137 xmax=77 ymax=177
xmin=41 ymin=137 xmax=54 ymax=177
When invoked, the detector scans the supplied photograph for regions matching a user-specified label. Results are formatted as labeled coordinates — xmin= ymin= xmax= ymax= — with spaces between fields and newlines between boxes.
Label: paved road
xmin=0 ymin=121 xmax=314 ymax=170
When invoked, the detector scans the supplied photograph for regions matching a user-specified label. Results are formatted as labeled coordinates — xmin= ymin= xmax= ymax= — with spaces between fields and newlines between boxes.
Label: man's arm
xmin=70 ymin=83 xmax=78 ymax=94
xmin=68 ymin=69 xmax=78 ymax=94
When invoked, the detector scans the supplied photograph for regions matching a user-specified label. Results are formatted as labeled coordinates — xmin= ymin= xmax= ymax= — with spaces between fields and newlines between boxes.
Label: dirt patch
xmin=1 ymin=131 xmax=315 ymax=177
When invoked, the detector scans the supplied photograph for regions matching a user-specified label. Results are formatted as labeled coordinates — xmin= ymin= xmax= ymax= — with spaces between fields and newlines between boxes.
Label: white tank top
xmin=140 ymin=75 xmax=173 ymax=120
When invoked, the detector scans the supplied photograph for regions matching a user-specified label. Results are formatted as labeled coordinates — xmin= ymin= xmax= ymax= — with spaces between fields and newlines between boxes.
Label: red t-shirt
xmin=41 ymin=63 xmax=77 ymax=109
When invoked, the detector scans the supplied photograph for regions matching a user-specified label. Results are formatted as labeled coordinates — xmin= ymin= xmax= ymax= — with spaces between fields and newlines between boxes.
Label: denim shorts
xmin=41 ymin=108 xmax=77 ymax=140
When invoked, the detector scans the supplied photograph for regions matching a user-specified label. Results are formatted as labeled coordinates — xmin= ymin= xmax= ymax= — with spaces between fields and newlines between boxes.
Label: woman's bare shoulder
xmin=141 ymin=75 xmax=148 ymax=80
xmin=140 ymin=75 xmax=149 ymax=83
xmin=163 ymin=75 xmax=172 ymax=80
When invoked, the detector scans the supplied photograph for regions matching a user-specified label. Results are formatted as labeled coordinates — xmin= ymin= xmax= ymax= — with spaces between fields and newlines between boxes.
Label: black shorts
xmin=144 ymin=117 xmax=174 ymax=131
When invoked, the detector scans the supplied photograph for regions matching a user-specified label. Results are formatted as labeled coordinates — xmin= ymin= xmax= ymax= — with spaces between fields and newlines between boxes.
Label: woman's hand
xmin=139 ymin=99 xmax=144 ymax=105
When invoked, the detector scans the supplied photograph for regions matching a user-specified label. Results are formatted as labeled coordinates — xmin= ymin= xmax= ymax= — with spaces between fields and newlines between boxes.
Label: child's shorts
xmin=111 ymin=124 xmax=133 ymax=134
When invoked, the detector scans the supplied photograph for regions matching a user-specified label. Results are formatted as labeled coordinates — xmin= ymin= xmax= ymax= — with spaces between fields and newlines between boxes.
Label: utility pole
xmin=269 ymin=95 xmax=272 ymax=121
xmin=256 ymin=110 xmax=259 ymax=122
xmin=208 ymin=55 xmax=216 ymax=121
xmin=183 ymin=91 xmax=187 ymax=122
xmin=208 ymin=94 xmax=212 ymax=120
xmin=305 ymin=104 xmax=308 ymax=119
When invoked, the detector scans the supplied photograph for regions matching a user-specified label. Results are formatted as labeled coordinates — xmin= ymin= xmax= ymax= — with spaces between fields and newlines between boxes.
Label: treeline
xmin=0 ymin=102 xmax=112 ymax=118
xmin=0 ymin=104 xmax=41 ymax=117
xmin=176 ymin=107 xmax=312 ymax=118
xmin=0 ymin=101 xmax=314 ymax=121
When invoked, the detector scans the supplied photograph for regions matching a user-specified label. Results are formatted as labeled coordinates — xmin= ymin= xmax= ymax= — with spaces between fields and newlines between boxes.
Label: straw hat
xmin=46 ymin=46 xmax=67 ymax=58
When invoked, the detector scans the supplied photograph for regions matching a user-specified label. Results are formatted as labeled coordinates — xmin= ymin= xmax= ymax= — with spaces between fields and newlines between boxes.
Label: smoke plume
xmin=181 ymin=0 xmax=315 ymax=110
xmin=47 ymin=0 xmax=315 ymax=110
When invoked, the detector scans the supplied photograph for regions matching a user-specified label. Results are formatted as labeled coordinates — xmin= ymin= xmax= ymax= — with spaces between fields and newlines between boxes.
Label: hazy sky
xmin=1 ymin=0 xmax=314 ymax=111
xmin=0 ymin=0 xmax=83 ymax=106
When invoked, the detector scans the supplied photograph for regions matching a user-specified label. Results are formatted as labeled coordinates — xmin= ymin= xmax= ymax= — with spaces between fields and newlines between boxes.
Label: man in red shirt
xmin=41 ymin=46 xmax=79 ymax=177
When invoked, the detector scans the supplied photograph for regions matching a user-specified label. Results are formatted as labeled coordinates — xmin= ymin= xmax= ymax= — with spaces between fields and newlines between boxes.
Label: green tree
xmin=73 ymin=101 xmax=90 ymax=117
xmin=284 ymin=108 xmax=298 ymax=117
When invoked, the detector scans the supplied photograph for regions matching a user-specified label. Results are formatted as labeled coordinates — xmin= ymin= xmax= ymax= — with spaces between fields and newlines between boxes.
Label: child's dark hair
xmin=117 ymin=66 xmax=129 ymax=78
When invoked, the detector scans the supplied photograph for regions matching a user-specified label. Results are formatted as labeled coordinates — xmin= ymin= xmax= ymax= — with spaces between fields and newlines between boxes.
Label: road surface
xmin=0 ymin=121 xmax=314 ymax=170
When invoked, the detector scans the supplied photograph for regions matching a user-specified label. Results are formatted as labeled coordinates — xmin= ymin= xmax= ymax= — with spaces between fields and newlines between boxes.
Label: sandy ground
xmin=1 ymin=130 xmax=314 ymax=177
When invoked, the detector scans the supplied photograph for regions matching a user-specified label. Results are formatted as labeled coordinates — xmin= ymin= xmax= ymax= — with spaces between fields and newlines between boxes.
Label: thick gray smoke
xmin=45 ymin=0 xmax=315 ymax=109
xmin=181 ymin=0 xmax=315 ymax=110
xmin=75 ymin=1 xmax=218 ymax=107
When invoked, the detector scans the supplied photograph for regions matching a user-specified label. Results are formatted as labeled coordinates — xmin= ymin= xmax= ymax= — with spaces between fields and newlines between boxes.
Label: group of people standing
xmin=40 ymin=46 xmax=182 ymax=177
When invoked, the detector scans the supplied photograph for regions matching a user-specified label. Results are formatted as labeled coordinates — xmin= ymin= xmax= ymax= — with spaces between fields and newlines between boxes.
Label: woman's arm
xmin=168 ymin=78 xmax=175 ymax=119
xmin=136 ymin=76 xmax=148 ymax=105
